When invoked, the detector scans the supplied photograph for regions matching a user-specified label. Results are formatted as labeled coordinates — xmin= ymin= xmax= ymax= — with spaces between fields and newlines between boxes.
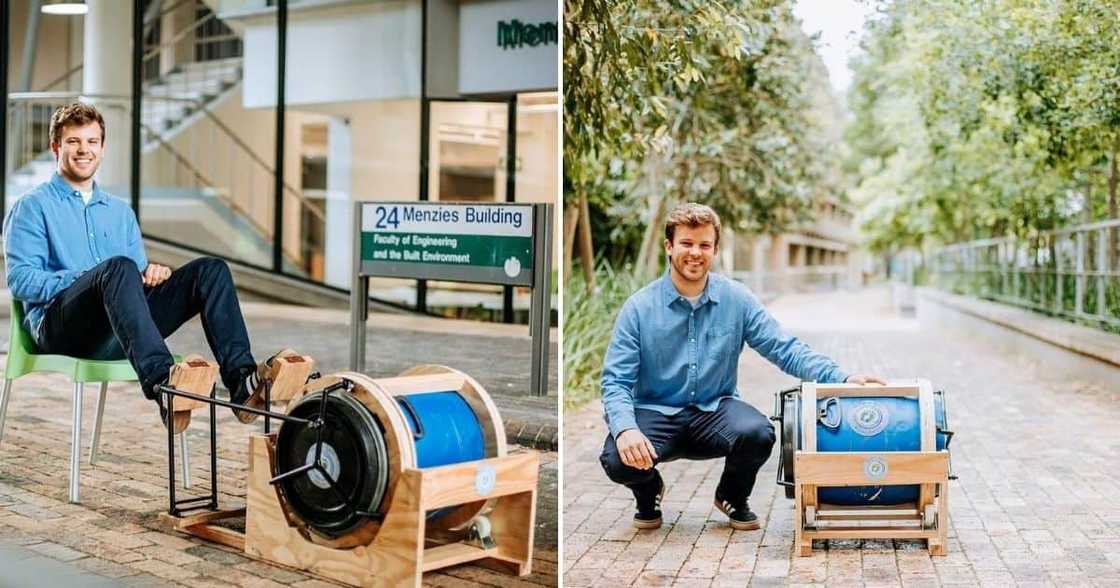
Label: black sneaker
xmin=633 ymin=474 xmax=666 ymax=530
xmin=714 ymin=489 xmax=760 ymax=530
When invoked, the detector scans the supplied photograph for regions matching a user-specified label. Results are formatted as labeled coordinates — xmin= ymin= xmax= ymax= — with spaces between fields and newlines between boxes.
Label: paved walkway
xmin=0 ymin=305 xmax=557 ymax=587
xmin=563 ymin=286 xmax=1120 ymax=587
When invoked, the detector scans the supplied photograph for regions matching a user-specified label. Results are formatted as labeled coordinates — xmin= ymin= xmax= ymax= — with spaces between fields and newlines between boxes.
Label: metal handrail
xmin=7 ymin=92 xmax=325 ymax=224
xmin=141 ymin=125 xmax=306 ymax=267
xmin=929 ymin=221 xmax=1120 ymax=328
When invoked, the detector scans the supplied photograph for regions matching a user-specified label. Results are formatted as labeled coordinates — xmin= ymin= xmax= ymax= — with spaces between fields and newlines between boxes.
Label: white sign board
xmin=458 ymin=0 xmax=558 ymax=95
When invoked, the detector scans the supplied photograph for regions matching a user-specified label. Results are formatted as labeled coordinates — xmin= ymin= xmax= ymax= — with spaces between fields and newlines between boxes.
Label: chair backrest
xmin=8 ymin=299 xmax=39 ymax=357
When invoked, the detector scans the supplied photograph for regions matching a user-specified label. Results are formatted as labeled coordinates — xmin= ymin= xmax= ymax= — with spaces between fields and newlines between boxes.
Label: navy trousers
xmin=599 ymin=397 xmax=776 ymax=503
xmin=37 ymin=256 xmax=256 ymax=398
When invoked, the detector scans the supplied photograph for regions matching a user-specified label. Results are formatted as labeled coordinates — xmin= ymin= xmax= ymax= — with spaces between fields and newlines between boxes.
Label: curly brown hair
xmin=664 ymin=203 xmax=721 ymax=246
xmin=49 ymin=103 xmax=106 ymax=146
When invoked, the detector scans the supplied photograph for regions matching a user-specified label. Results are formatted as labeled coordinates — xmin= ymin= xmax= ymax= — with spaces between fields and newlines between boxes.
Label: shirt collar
xmin=660 ymin=270 xmax=722 ymax=307
xmin=50 ymin=172 xmax=108 ymax=206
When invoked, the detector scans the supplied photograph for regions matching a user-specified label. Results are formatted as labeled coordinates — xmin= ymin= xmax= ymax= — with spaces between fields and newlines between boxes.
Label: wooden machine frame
xmin=157 ymin=361 xmax=539 ymax=587
xmin=793 ymin=380 xmax=949 ymax=556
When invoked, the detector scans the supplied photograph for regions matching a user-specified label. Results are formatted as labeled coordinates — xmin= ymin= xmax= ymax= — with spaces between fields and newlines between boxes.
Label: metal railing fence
xmin=928 ymin=220 xmax=1120 ymax=329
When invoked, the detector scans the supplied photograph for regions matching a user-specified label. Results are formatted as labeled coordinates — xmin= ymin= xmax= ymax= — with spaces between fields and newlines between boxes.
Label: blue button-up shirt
xmin=600 ymin=271 xmax=848 ymax=438
xmin=3 ymin=173 xmax=148 ymax=342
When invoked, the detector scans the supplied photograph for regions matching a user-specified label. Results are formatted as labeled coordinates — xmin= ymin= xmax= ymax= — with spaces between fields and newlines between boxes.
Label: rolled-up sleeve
xmin=741 ymin=290 xmax=847 ymax=384
xmin=3 ymin=198 xmax=81 ymax=303
xmin=601 ymin=299 xmax=643 ymax=438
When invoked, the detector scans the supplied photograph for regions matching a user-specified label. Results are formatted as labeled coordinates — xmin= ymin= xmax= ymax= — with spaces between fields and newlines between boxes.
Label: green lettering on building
xmin=497 ymin=19 xmax=558 ymax=50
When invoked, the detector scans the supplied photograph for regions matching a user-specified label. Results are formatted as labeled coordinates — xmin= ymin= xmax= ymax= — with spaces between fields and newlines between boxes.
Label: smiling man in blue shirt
xmin=3 ymin=103 xmax=286 ymax=430
xmin=599 ymin=203 xmax=885 ymax=530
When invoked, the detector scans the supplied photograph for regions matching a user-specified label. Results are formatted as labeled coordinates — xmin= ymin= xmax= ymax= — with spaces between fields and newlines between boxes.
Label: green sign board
xmin=359 ymin=202 xmax=534 ymax=286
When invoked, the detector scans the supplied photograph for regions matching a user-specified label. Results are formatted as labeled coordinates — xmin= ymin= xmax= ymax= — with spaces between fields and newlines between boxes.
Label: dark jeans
xmin=599 ymin=397 xmax=776 ymax=504
xmin=37 ymin=256 xmax=256 ymax=399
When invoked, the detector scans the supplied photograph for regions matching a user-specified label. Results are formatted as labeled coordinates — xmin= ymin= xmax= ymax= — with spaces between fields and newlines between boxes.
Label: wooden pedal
xmin=262 ymin=350 xmax=315 ymax=403
xmin=168 ymin=355 xmax=219 ymax=434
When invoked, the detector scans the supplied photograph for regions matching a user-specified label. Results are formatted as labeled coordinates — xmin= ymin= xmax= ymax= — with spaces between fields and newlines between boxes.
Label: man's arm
xmin=741 ymin=290 xmax=848 ymax=384
xmin=3 ymin=198 xmax=82 ymax=303
xmin=601 ymin=299 xmax=643 ymax=438
xmin=601 ymin=299 xmax=658 ymax=469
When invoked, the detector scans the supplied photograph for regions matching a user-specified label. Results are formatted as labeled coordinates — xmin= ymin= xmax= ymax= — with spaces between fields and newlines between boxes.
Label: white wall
xmin=241 ymin=1 xmax=422 ymax=108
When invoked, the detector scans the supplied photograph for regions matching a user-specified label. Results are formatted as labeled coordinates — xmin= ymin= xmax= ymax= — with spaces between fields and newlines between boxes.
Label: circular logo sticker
xmin=850 ymin=401 xmax=889 ymax=437
xmin=475 ymin=464 xmax=497 ymax=496
xmin=503 ymin=257 xmax=522 ymax=278
xmin=863 ymin=456 xmax=888 ymax=481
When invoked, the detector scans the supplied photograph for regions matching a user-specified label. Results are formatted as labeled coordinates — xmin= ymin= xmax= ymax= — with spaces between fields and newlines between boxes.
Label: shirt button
xmin=89 ymin=233 xmax=94 ymax=237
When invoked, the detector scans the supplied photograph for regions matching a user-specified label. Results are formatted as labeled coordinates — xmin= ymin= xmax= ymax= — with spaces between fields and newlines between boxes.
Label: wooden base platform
xmin=162 ymin=433 xmax=539 ymax=587
xmin=793 ymin=381 xmax=951 ymax=556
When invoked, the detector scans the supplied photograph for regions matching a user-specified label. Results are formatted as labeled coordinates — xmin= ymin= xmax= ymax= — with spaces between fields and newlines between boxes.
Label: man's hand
xmin=142 ymin=263 xmax=172 ymax=287
xmin=616 ymin=428 xmax=658 ymax=470
xmin=846 ymin=374 xmax=888 ymax=385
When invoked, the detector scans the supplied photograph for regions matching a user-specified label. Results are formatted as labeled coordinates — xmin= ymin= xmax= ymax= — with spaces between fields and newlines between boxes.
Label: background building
xmin=2 ymin=0 xmax=559 ymax=322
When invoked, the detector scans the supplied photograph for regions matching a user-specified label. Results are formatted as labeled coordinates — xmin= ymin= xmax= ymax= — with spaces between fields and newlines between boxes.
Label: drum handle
xmin=397 ymin=397 xmax=426 ymax=440
xmin=818 ymin=397 xmax=841 ymax=429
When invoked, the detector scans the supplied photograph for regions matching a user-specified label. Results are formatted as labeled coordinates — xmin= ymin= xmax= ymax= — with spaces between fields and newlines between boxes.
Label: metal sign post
xmin=350 ymin=201 xmax=553 ymax=396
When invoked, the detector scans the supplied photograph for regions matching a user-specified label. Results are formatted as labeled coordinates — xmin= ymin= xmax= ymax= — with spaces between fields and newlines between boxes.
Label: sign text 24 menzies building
xmin=359 ymin=202 xmax=534 ymax=287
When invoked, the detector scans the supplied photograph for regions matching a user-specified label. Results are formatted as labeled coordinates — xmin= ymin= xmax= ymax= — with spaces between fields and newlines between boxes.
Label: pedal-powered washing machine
xmin=771 ymin=380 xmax=954 ymax=555
xmin=162 ymin=365 xmax=539 ymax=588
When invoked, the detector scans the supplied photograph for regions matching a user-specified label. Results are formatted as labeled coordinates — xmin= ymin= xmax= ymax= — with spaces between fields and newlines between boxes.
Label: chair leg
xmin=70 ymin=382 xmax=83 ymax=504
xmin=179 ymin=433 xmax=191 ymax=489
xmin=89 ymin=382 xmax=109 ymax=465
xmin=0 ymin=379 xmax=13 ymax=450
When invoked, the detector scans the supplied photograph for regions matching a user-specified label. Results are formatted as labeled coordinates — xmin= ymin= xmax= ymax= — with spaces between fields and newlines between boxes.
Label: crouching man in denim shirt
xmin=3 ymin=103 xmax=282 ymax=427
xmin=599 ymin=203 xmax=885 ymax=530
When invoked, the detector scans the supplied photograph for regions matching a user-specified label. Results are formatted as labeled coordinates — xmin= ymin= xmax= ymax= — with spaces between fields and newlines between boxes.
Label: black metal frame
xmin=1 ymin=0 xmax=8 ymax=216
xmin=130 ymin=0 xmax=143 ymax=215
xmin=158 ymin=381 xmax=308 ymax=517
xmin=158 ymin=376 xmax=384 ymax=523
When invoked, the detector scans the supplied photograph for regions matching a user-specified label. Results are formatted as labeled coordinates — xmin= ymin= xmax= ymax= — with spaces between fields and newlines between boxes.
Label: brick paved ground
xmin=0 ymin=308 xmax=557 ymax=587
xmin=563 ymin=286 xmax=1120 ymax=587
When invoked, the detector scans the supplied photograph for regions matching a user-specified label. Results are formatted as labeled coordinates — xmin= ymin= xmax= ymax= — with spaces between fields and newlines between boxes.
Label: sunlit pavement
xmin=0 ymin=306 xmax=557 ymax=587
xmin=564 ymin=285 xmax=1120 ymax=587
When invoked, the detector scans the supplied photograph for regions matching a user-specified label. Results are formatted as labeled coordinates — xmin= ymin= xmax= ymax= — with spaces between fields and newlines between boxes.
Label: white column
xmin=83 ymin=0 xmax=133 ymax=194
xmin=324 ymin=117 xmax=353 ymax=289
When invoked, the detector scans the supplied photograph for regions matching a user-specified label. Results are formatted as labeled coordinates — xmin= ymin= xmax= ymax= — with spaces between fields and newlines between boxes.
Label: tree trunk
xmin=577 ymin=195 xmax=596 ymax=286
xmin=635 ymin=156 xmax=667 ymax=278
xmin=563 ymin=200 xmax=579 ymax=284
xmin=1108 ymin=152 xmax=1118 ymax=272
xmin=635 ymin=193 xmax=662 ymax=278
xmin=1109 ymin=152 xmax=1118 ymax=220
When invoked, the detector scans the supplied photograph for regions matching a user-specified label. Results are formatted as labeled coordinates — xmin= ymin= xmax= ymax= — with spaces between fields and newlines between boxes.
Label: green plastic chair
xmin=0 ymin=299 xmax=190 ymax=503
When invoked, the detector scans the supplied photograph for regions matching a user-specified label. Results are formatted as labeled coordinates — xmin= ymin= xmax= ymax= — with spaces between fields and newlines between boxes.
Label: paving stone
xmin=0 ymin=306 xmax=558 ymax=586
xmin=562 ymin=287 xmax=1120 ymax=586
xmin=27 ymin=540 xmax=87 ymax=562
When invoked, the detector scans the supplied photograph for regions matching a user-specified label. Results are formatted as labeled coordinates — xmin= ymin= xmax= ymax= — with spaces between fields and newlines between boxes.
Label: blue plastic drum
xmin=775 ymin=389 xmax=951 ymax=505
xmin=396 ymin=391 xmax=486 ymax=468
xmin=275 ymin=384 xmax=490 ymax=541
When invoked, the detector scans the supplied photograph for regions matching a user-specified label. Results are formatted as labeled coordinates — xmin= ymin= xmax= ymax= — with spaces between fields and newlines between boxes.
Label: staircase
xmin=5 ymin=1 xmax=319 ymax=278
